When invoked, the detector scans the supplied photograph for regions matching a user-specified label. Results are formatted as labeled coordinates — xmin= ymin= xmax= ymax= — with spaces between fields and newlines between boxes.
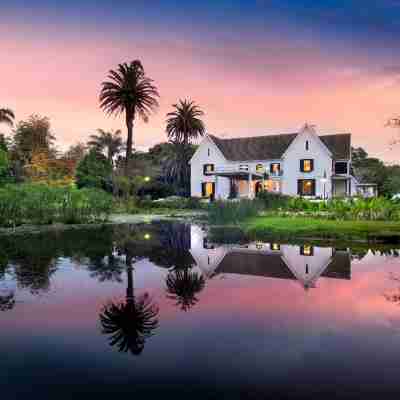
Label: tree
xmin=88 ymin=129 xmax=123 ymax=164
xmin=99 ymin=60 xmax=159 ymax=174
xmin=0 ymin=149 xmax=10 ymax=184
xmin=12 ymin=114 xmax=56 ymax=164
xmin=166 ymin=99 xmax=205 ymax=145
xmin=64 ymin=142 xmax=87 ymax=164
xmin=0 ymin=108 xmax=15 ymax=127
xmin=75 ymin=149 xmax=112 ymax=189
xmin=99 ymin=260 xmax=159 ymax=355
xmin=0 ymin=134 xmax=9 ymax=152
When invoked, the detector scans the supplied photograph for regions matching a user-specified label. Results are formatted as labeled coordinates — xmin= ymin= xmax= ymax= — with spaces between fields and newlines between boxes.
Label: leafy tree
xmin=88 ymin=129 xmax=123 ymax=164
xmin=12 ymin=114 xmax=56 ymax=164
xmin=75 ymin=149 xmax=112 ymax=189
xmin=99 ymin=60 xmax=159 ymax=173
xmin=0 ymin=134 xmax=9 ymax=152
xmin=0 ymin=149 xmax=11 ymax=185
xmin=383 ymin=165 xmax=400 ymax=196
xmin=0 ymin=108 xmax=15 ymax=127
xmin=64 ymin=142 xmax=87 ymax=164
xmin=351 ymin=147 xmax=389 ymax=195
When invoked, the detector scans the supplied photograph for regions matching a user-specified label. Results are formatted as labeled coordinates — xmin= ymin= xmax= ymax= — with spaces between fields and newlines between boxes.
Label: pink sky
xmin=1 ymin=21 xmax=400 ymax=162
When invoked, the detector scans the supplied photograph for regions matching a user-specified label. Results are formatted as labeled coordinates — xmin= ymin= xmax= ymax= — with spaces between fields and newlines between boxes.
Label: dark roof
xmin=215 ymin=251 xmax=296 ymax=280
xmin=209 ymin=132 xmax=351 ymax=161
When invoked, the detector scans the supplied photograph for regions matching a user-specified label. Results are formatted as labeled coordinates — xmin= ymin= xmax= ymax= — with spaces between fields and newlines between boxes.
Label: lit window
xmin=301 ymin=159 xmax=314 ymax=172
xmin=202 ymin=182 xmax=214 ymax=197
xmin=270 ymin=163 xmax=280 ymax=174
xmin=203 ymin=164 xmax=214 ymax=175
xmin=300 ymin=245 xmax=314 ymax=256
xmin=256 ymin=164 xmax=264 ymax=173
xmin=271 ymin=243 xmax=281 ymax=251
xmin=298 ymin=179 xmax=315 ymax=196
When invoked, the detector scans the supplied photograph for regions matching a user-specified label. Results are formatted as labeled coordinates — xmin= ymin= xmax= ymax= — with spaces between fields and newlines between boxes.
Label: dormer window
xmin=300 ymin=159 xmax=314 ymax=172
xmin=203 ymin=164 xmax=214 ymax=175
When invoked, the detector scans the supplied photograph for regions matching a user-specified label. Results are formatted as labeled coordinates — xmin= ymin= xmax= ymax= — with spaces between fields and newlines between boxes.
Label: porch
xmin=211 ymin=165 xmax=281 ymax=199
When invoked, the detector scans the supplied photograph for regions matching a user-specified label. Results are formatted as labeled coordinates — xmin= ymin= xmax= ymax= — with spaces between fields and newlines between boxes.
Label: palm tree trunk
xmin=125 ymin=112 xmax=134 ymax=176
xmin=126 ymin=265 xmax=134 ymax=303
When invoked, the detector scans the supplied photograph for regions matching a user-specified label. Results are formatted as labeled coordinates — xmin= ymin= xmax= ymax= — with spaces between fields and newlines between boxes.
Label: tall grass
xmin=0 ymin=184 xmax=113 ymax=227
xmin=208 ymin=199 xmax=263 ymax=225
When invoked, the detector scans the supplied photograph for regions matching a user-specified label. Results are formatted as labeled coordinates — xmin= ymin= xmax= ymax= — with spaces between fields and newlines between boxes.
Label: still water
xmin=1 ymin=222 xmax=400 ymax=399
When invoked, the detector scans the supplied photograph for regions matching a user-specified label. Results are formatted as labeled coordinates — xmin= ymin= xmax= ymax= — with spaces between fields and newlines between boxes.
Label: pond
xmin=1 ymin=221 xmax=400 ymax=399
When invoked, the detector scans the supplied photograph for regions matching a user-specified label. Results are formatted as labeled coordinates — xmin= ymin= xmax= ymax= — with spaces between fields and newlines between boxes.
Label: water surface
xmin=1 ymin=222 xmax=400 ymax=398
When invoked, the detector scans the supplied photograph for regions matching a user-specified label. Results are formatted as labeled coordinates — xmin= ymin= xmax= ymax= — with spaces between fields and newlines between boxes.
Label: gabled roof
xmin=208 ymin=132 xmax=351 ymax=161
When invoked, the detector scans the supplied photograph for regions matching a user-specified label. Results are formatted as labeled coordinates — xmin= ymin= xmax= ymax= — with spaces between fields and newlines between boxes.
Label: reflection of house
xmin=190 ymin=124 xmax=375 ymax=199
xmin=190 ymin=226 xmax=351 ymax=290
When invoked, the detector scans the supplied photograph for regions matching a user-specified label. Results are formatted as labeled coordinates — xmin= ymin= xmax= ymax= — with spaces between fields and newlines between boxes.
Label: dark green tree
xmin=0 ymin=108 xmax=15 ymax=127
xmin=75 ymin=149 xmax=112 ymax=189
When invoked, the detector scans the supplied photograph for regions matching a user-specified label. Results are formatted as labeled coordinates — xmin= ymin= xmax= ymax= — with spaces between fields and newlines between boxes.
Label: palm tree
xmin=166 ymin=99 xmax=205 ymax=145
xmin=99 ymin=259 xmax=159 ymax=355
xmin=99 ymin=60 xmax=159 ymax=174
xmin=88 ymin=129 xmax=123 ymax=164
xmin=166 ymin=268 xmax=205 ymax=311
xmin=0 ymin=108 xmax=15 ymax=127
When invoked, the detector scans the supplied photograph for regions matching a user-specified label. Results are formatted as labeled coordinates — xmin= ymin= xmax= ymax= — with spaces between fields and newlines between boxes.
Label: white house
xmin=189 ymin=226 xmax=351 ymax=290
xmin=190 ymin=124 xmax=374 ymax=199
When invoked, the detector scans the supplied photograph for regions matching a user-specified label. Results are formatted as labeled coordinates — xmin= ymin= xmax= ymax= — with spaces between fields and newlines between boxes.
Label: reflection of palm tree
xmin=166 ymin=268 xmax=205 ymax=311
xmin=99 ymin=264 xmax=159 ymax=355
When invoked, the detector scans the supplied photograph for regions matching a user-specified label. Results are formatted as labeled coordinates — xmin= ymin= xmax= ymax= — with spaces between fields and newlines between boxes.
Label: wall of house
xmin=190 ymin=137 xmax=229 ymax=198
xmin=281 ymin=130 xmax=333 ymax=198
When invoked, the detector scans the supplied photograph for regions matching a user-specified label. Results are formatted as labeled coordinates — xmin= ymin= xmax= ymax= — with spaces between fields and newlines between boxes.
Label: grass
xmin=243 ymin=216 xmax=400 ymax=242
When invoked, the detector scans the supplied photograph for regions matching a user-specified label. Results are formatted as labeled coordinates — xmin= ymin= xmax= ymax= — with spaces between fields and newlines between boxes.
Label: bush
xmin=257 ymin=191 xmax=291 ymax=209
xmin=207 ymin=199 xmax=263 ymax=225
xmin=0 ymin=184 xmax=113 ymax=227
xmin=137 ymin=196 xmax=203 ymax=210
xmin=137 ymin=180 xmax=175 ymax=200
xmin=75 ymin=150 xmax=112 ymax=190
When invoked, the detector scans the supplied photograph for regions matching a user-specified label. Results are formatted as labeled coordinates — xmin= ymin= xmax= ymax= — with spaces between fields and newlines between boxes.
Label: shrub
xmin=207 ymin=199 xmax=263 ymax=225
xmin=0 ymin=184 xmax=113 ymax=227
xmin=137 ymin=180 xmax=175 ymax=200
xmin=75 ymin=150 xmax=112 ymax=190
xmin=257 ymin=191 xmax=291 ymax=209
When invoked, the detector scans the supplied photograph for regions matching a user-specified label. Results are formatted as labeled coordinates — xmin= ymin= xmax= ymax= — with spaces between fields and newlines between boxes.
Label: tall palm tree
xmin=166 ymin=268 xmax=205 ymax=311
xmin=166 ymin=99 xmax=205 ymax=145
xmin=99 ymin=60 xmax=159 ymax=173
xmin=99 ymin=259 xmax=159 ymax=355
xmin=88 ymin=129 xmax=123 ymax=164
xmin=0 ymin=108 xmax=15 ymax=127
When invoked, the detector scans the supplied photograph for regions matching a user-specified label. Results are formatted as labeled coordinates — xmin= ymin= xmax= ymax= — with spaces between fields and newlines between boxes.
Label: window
xmin=335 ymin=161 xmax=348 ymax=174
xmin=201 ymin=182 xmax=215 ymax=198
xmin=239 ymin=164 xmax=249 ymax=171
xmin=300 ymin=159 xmax=314 ymax=172
xmin=203 ymin=164 xmax=214 ymax=175
xmin=305 ymin=140 xmax=309 ymax=151
xmin=300 ymin=245 xmax=314 ymax=256
xmin=271 ymin=243 xmax=281 ymax=251
xmin=256 ymin=164 xmax=264 ymax=173
xmin=208 ymin=148 xmax=210 ymax=157
xmin=298 ymin=179 xmax=316 ymax=196
xmin=270 ymin=163 xmax=280 ymax=175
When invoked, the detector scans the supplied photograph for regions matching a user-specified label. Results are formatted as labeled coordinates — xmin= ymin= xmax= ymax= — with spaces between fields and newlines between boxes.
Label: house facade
xmin=190 ymin=124 xmax=369 ymax=199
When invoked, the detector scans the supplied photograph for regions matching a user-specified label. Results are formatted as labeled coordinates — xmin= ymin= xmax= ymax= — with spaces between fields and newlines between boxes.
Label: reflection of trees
xmin=99 ymin=260 xmax=159 ymax=355
xmin=87 ymin=254 xmax=124 ymax=283
xmin=166 ymin=268 xmax=205 ymax=311
xmin=0 ymin=291 xmax=15 ymax=312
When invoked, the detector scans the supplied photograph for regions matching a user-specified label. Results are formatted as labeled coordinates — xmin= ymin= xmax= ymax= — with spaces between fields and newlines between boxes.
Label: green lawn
xmin=243 ymin=216 xmax=400 ymax=241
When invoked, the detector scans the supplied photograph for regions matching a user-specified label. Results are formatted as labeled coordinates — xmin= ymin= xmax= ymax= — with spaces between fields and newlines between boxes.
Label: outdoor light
xmin=144 ymin=233 xmax=151 ymax=240
xmin=144 ymin=176 xmax=151 ymax=182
